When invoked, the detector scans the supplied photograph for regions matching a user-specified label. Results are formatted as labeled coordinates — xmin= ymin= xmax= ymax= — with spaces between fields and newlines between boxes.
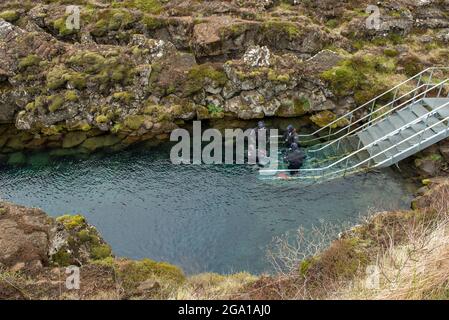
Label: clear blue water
xmin=0 ymin=143 xmax=416 ymax=274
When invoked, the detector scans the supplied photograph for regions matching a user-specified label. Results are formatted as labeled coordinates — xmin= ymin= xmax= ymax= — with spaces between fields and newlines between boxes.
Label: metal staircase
xmin=260 ymin=67 xmax=449 ymax=182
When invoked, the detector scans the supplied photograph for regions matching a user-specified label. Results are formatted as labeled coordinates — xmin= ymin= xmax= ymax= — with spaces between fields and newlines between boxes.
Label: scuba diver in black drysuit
xmin=284 ymin=143 xmax=305 ymax=175
xmin=283 ymin=125 xmax=299 ymax=149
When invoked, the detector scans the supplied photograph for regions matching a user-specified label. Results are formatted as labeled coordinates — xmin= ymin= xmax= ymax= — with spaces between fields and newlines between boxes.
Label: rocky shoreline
xmin=1 ymin=0 xmax=448 ymax=156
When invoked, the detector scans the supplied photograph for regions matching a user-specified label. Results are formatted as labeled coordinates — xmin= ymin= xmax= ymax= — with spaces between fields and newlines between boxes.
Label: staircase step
xmin=377 ymin=118 xmax=397 ymax=133
xmin=422 ymin=98 xmax=449 ymax=119
xmin=367 ymin=144 xmax=388 ymax=164
xmin=397 ymin=109 xmax=418 ymax=124
xmin=388 ymin=114 xmax=408 ymax=128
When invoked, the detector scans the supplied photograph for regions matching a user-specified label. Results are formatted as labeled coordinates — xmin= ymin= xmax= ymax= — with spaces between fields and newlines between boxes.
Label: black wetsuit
xmin=285 ymin=149 xmax=305 ymax=175
xmin=283 ymin=131 xmax=299 ymax=149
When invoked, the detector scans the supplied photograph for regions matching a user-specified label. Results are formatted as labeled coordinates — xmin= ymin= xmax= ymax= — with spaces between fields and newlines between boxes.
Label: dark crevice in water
xmin=0 ymin=142 xmax=418 ymax=275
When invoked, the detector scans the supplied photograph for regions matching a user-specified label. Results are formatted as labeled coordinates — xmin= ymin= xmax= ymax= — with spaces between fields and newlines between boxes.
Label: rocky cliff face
xmin=0 ymin=0 xmax=448 ymax=154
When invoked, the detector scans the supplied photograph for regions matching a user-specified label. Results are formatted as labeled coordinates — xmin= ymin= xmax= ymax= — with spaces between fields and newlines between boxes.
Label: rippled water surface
xmin=0 ymin=144 xmax=416 ymax=274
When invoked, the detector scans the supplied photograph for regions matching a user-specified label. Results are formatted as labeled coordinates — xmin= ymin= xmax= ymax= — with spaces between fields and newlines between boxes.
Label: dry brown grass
xmin=253 ymin=181 xmax=449 ymax=300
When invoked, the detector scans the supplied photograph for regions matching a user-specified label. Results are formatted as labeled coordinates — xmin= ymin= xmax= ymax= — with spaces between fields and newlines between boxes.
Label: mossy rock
xmin=95 ymin=114 xmax=109 ymax=123
xmin=196 ymin=106 xmax=210 ymax=120
xmin=53 ymin=17 xmax=79 ymax=37
xmin=310 ymin=110 xmax=349 ymax=128
xmin=124 ymin=115 xmax=145 ymax=130
xmin=81 ymin=135 xmax=121 ymax=151
xmin=57 ymin=214 xmax=87 ymax=230
xmin=112 ymin=91 xmax=133 ymax=103
xmin=184 ymin=64 xmax=227 ymax=96
xmin=64 ymin=90 xmax=79 ymax=102
xmin=0 ymin=10 xmax=19 ymax=23
xmin=63 ymin=131 xmax=88 ymax=148
xmin=18 ymin=55 xmax=41 ymax=70
xmin=52 ymin=248 xmax=72 ymax=267
xmin=48 ymin=95 xmax=64 ymax=112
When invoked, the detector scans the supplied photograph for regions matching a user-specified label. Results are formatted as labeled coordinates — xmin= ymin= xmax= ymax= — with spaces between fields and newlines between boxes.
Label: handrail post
xmin=367 ymin=100 xmax=376 ymax=126
xmin=412 ymin=73 xmax=423 ymax=103
xmin=424 ymin=69 xmax=434 ymax=99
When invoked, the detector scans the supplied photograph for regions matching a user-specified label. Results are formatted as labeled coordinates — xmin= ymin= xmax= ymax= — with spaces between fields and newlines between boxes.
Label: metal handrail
xmin=307 ymin=79 xmax=449 ymax=153
xmin=327 ymin=103 xmax=449 ymax=178
xmin=260 ymin=99 xmax=449 ymax=174
xmin=297 ymin=67 xmax=449 ymax=141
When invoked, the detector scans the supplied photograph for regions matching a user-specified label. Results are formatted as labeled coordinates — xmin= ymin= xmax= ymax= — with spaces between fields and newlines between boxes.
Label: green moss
xmin=48 ymin=95 xmax=64 ymax=112
xmin=383 ymin=48 xmax=399 ymax=57
xmin=262 ymin=20 xmax=301 ymax=39
xmin=80 ymin=122 xmax=92 ymax=131
xmin=57 ymin=214 xmax=86 ymax=230
xmin=95 ymin=114 xmax=109 ymax=123
xmin=66 ymin=72 xmax=87 ymax=89
xmin=25 ymin=102 xmax=36 ymax=112
xmin=321 ymin=55 xmax=396 ymax=104
xmin=310 ymin=110 xmax=349 ymax=128
xmin=90 ymin=244 xmax=112 ymax=260
xmin=268 ymin=70 xmax=290 ymax=83
xmin=46 ymin=66 xmax=67 ymax=90
xmin=53 ymin=17 xmax=78 ymax=36
xmin=64 ymin=90 xmax=78 ymax=102
xmin=293 ymin=96 xmax=311 ymax=115
xmin=111 ymin=123 xmax=123 ymax=133
xmin=52 ymin=248 xmax=72 ymax=267
xmin=184 ymin=64 xmax=227 ymax=96
xmin=41 ymin=124 xmax=64 ymax=136
xmin=142 ymin=15 xmax=166 ymax=30
xmin=0 ymin=10 xmax=19 ymax=23
xmin=112 ymin=91 xmax=133 ymax=103
xmin=124 ymin=115 xmax=145 ymax=130
xmin=121 ymin=0 xmax=163 ymax=15
xmin=18 ymin=55 xmax=41 ymax=70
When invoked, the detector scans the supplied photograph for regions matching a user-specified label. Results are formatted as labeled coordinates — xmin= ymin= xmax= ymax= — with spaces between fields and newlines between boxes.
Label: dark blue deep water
xmin=0 ymin=144 xmax=416 ymax=274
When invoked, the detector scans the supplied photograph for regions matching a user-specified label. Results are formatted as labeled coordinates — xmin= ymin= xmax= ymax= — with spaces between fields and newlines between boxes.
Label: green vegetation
xmin=48 ymin=95 xmax=64 ymax=112
xmin=64 ymin=90 xmax=78 ymax=102
xmin=321 ymin=54 xmax=397 ymax=104
xmin=112 ymin=91 xmax=134 ymax=103
xmin=95 ymin=115 xmax=109 ymax=123
xmin=57 ymin=214 xmax=87 ymax=230
xmin=124 ymin=114 xmax=145 ymax=130
xmin=184 ymin=64 xmax=227 ymax=96
xmin=0 ymin=10 xmax=19 ymax=22
xmin=119 ymin=0 xmax=164 ymax=15
xmin=91 ymin=244 xmax=113 ymax=260
xmin=207 ymin=104 xmax=223 ymax=115
xmin=142 ymin=15 xmax=166 ymax=30
xmin=18 ymin=55 xmax=41 ymax=70
xmin=119 ymin=258 xmax=185 ymax=288
xmin=53 ymin=17 xmax=78 ymax=37
xmin=262 ymin=20 xmax=301 ymax=39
